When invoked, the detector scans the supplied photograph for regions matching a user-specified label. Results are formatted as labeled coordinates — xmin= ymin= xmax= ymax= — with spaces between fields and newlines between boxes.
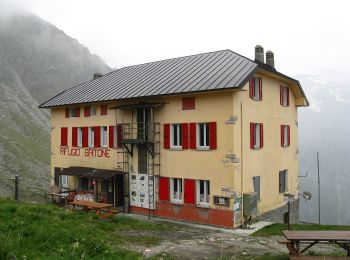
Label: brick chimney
xmin=266 ymin=51 xmax=275 ymax=68
xmin=255 ymin=45 xmax=264 ymax=63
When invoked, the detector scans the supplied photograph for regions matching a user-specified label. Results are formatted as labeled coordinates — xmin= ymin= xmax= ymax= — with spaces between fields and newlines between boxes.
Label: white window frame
xmin=282 ymin=86 xmax=289 ymax=107
xmin=101 ymin=126 xmax=108 ymax=148
xmin=78 ymin=127 xmax=83 ymax=147
xmin=90 ymin=106 xmax=97 ymax=116
xmin=196 ymin=180 xmax=210 ymax=207
xmin=170 ymin=178 xmax=183 ymax=204
xmin=88 ymin=127 xmax=94 ymax=148
xmin=253 ymin=77 xmax=260 ymax=100
xmin=170 ymin=124 xmax=182 ymax=149
xmin=61 ymin=175 xmax=68 ymax=188
xmin=196 ymin=123 xmax=210 ymax=149
xmin=254 ymin=123 xmax=261 ymax=149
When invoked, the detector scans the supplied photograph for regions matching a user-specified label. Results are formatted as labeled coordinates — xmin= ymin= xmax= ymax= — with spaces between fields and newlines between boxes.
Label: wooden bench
xmin=98 ymin=208 xmax=121 ymax=219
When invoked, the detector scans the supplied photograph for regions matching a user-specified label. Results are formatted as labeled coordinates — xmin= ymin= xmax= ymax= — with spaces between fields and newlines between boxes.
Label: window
xmin=279 ymin=170 xmax=288 ymax=193
xmin=182 ymin=97 xmax=195 ymax=110
xmin=90 ymin=106 xmax=97 ymax=116
xmin=250 ymin=123 xmax=263 ymax=149
xmin=253 ymin=176 xmax=261 ymax=200
xmin=61 ymin=175 xmax=68 ymax=187
xmin=101 ymin=105 xmax=108 ymax=115
xmin=197 ymin=123 xmax=209 ymax=149
xmin=281 ymin=125 xmax=290 ymax=147
xmin=101 ymin=126 xmax=108 ymax=148
xmin=249 ymin=77 xmax=262 ymax=101
xmin=88 ymin=127 xmax=95 ymax=148
xmin=170 ymin=178 xmax=183 ymax=203
xmin=280 ymin=85 xmax=289 ymax=106
xmin=78 ymin=127 xmax=83 ymax=147
xmin=197 ymin=180 xmax=210 ymax=206
xmin=69 ymin=107 xmax=80 ymax=117
xmin=171 ymin=124 xmax=182 ymax=148
xmin=138 ymin=146 xmax=148 ymax=174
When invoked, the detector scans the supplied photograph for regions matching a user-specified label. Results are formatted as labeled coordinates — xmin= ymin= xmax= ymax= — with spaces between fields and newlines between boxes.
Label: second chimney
xmin=93 ymin=72 xmax=103 ymax=79
xmin=266 ymin=51 xmax=275 ymax=68
xmin=255 ymin=45 xmax=264 ymax=63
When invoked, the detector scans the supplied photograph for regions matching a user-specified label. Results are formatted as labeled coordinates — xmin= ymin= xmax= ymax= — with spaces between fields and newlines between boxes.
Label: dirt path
xmin=123 ymin=215 xmax=344 ymax=259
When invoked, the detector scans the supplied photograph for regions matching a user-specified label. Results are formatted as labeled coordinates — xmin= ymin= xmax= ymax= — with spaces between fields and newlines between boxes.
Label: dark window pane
xmin=200 ymin=180 xmax=204 ymax=194
xmin=138 ymin=146 xmax=147 ymax=174
xmin=173 ymin=125 xmax=178 ymax=145
xmin=200 ymin=124 xmax=204 ymax=146
xmin=174 ymin=179 xmax=178 ymax=192
xmin=205 ymin=123 xmax=209 ymax=146
xmin=179 ymin=125 xmax=182 ymax=146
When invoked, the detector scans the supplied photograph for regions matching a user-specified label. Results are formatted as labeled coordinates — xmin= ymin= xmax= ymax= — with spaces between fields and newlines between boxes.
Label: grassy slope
xmin=0 ymin=200 xmax=169 ymax=259
xmin=253 ymin=223 xmax=350 ymax=237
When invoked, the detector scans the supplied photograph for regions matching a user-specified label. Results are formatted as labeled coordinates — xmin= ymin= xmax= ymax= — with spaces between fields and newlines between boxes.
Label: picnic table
xmin=281 ymin=230 xmax=350 ymax=257
xmin=69 ymin=201 xmax=117 ymax=219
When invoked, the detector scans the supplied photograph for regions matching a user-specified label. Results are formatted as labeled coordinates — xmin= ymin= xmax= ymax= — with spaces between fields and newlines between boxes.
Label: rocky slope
xmin=0 ymin=11 xmax=110 ymax=200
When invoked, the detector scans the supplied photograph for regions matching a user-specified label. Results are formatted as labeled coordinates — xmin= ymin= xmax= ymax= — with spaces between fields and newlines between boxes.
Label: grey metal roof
xmin=40 ymin=49 xmax=259 ymax=108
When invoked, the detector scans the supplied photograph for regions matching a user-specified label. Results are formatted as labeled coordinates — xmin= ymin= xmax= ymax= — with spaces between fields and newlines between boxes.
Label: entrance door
xmin=115 ymin=175 xmax=124 ymax=207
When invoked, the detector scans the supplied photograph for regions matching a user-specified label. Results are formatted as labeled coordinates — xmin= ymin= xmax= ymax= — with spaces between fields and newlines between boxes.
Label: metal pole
xmin=317 ymin=152 xmax=321 ymax=225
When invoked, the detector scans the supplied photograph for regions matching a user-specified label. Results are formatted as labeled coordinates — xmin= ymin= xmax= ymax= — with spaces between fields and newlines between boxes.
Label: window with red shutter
xmin=72 ymin=127 xmax=78 ymax=147
xmin=280 ymin=85 xmax=290 ymax=107
xmin=94 ymin=126 xmax=101 ymax=148
xmin=249 ymin=78 xmax=254 ymax=98
xmin=182 ymin=97 xmax=195 ymax=110
xmin=189 ymin=123 xmax=196 ymax=149
xmin=281 ymin=125 xmax=290 ymax=147
xmin=117 ymin=124 xmax=123 ymax=148
xmin=61 ymin=127 xmax=68 ymax=146
xmin=75 ymin=108 xmax=80 ymax=117
xmin=159 ymin=177 xmax=169 ymax=201
xmin=101 ymin=105 xmax=107 ymax=115
xmin=259 ymin=123 xmax=263 ymax=148
xmin=259 ymin=78 xmax=263 ymax=100
xmin=109 ymin=126 xmax=114 ymax=148
xmin=182 ymin=123 xmax=189 ymax=149
xmin=250 ymin=123 xmax=263 ymax=149
xmin=209 ymin=122 xmax=217 ymax=150
xmin=82 ymin=127 xmax=89 ymax=148
xmin=287 ymin=125 xmax=290 ymax=146
xmin=84 ymin=107 xmax=90 ymax=117
xmin=163 ymin=124 xmax=170 ymax=149
xmin=250 ymin=123 xmax=255 ymax=149
xmin=184 ymin=179 xmax=195 ymax=204
xmin=250 ymin=77 xmax=262 ymax=101
xmin=281 ymin=125 xmax=285 ymax=147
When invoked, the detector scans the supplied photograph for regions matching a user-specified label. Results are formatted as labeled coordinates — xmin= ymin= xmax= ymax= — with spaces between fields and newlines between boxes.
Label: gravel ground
xmin=123 ymin=214 xmax=345 ymax=259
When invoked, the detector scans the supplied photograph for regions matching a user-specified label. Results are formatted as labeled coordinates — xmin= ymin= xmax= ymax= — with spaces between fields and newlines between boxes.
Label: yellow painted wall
xmin=49 ymin=71 xmax=300 ymax=220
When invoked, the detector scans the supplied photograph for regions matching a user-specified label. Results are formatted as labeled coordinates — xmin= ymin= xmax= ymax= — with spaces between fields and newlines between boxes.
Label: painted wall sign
xmin=60 ymin=147 xmax=110 ymax=158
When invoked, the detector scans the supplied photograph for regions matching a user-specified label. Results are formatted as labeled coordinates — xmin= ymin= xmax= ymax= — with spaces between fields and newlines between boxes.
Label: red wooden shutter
xmin=163 ymin=124 xmax=170 ymax=149
xmin=182 ymin=97 xmax=195 ymax=110
xmin=249 ymin=78 xmax=254 ymax=98
xmin=259 ymin=77 xmax=262 ymax=100
xmin=82 ymin=127 xmax=88 ymax=147
xmin=65 ymin=108 xmax=70 ymax=118
xmin=109 ymin=126 xmax=114 ymax=148
xmin=184 ymin=179 xmax=195 ymax=204
xmin=72 ymin=127 xmax=78 ymax=147
xmin=280 ymin=85 xmax=283 ymax=105
xmin=117 ymin=124 xmax=123 ymax=148
xmin=209 ymin=122 xmax=217 ymax=150
xmin=84 ymin=107 xmax=90 ymax=117
xmin=189 ymin=123 xmax=196 ymax=149
xmin=159 ymin=177 xmax=169 ymax=201
xmin=281 ymin=125 xmax=284 ymax=147
xmin=94 ymin=126 xmax=101 ymax=148
xmin=287 ymin=125 xmax=290 ymax=146
xmin=182 ymin=123 xmax=189 ymax=149
xmin=250 ymin=123 xmax=255 ymax=149
xmin=61 ymin=127 xmax=68 ymax=146
xmin=101 ymin=105 xmax=107 ymax=115
xmin=287 ymin=88 xmax=290 ymax=106
xmin=260 ymin=123 xmax=263 ymax=148
xmin=75 ymin=107 xmax=80 ymax=117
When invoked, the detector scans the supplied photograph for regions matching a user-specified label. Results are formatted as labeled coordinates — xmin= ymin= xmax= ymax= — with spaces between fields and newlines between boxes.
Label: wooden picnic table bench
xmin=69 ymin=201 xmax=118 ymax=219
xmin=279 ymin=231 xmax=350 ymax=257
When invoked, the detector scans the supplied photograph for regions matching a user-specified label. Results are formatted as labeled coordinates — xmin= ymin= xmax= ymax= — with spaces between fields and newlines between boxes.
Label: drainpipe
xmin=240 ymin=102 xmax=244 ymax=226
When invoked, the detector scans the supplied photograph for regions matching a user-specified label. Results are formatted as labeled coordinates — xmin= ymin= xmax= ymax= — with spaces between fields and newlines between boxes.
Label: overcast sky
xmin=5 ymin=0 xmax=350 ymax=78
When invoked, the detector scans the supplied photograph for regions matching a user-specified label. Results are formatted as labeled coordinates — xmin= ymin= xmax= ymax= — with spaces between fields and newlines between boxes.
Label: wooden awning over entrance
xmin=56 ymin=167 xmax=123 ymax=180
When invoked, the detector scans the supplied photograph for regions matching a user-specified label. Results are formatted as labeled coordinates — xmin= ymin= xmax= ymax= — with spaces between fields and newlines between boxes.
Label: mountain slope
xmin=0 ymin=11 xmax=111 ymax=199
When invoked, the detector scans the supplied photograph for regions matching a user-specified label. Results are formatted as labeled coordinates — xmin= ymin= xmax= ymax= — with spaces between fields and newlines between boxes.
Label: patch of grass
xmin=252 ymin=223 xmax=350 ymax=237
xmin=237 ymin=254 xmax=289 ymax=260
xmin=0 ymin=199 xmax=167 ymax=259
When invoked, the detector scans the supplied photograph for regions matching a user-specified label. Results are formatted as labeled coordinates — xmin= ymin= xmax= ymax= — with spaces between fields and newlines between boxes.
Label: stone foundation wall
xmin=255 ymin=199 xmax=299 ymax=224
